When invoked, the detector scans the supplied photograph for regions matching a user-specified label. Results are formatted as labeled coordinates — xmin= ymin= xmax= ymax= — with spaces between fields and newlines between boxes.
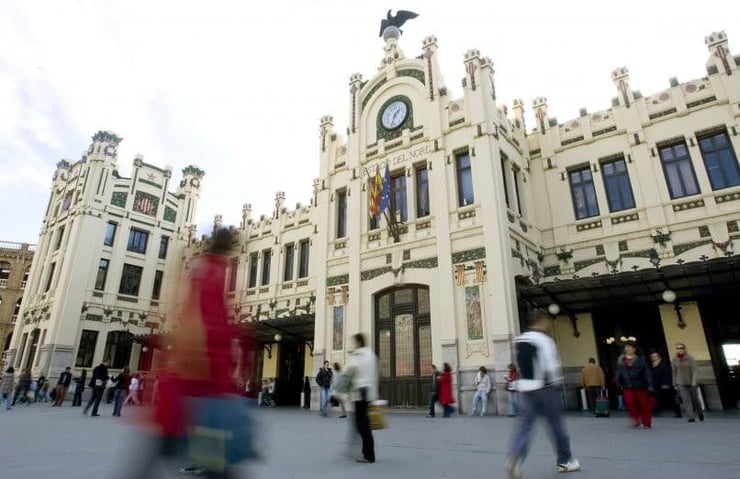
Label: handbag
xmin=187 ymin=396 xmax=259 ymax=471
xmin=368 ymin=400 xmax=388 ymax=430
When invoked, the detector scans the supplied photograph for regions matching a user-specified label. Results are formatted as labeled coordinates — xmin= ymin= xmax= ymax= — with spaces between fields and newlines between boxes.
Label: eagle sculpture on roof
xmin=378 ymin=9 xmax=419 ymax=37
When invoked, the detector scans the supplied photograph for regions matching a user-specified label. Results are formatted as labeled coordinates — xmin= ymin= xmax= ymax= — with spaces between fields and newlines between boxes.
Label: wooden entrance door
xmin=375 ymin=286 xmax=432 ymax=408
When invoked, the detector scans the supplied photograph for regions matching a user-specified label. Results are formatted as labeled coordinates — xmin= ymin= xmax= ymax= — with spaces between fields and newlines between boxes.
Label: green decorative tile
xmin=575 ymin=257 xmax=603 ymax=272
xmin=327 ymin=274 xmax=349 ymax=286
xmin=110 ymin=191 xmax=127 ymax=208
xmin=133 ymin=191 xmax=159 ymax=217
xmin=398 ymin=68 xmax=425 ymax=85
xmin=452 ymin=247 xmax=486 ymax=264
xmin=164 ymin=206 xmax=177 ymax=223
xmin=543 ymin=265 xmax=561 ymax=276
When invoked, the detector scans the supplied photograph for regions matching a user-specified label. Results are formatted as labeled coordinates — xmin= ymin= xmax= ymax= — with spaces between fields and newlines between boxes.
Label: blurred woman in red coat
xmin=438 ymin=363 xmax=455 ymax=417
xmin=122 ymin=228 xmax=255 ymax=479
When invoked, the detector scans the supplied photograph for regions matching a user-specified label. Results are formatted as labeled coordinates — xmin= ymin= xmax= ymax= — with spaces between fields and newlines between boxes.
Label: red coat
xmin=438 ymin=371 xmax=455 ymax=405
xmin=148 ymin=254 xmax=245 ymax=436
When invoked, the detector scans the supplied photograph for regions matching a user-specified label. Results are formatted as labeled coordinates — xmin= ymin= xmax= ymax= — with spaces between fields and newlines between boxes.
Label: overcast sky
xmin=1 ymin=0 xmax=737 ymax=244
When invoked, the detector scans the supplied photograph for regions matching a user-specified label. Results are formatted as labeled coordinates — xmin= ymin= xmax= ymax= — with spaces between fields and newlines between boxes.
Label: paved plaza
xmin=0 ymin=401 xmax=738 ymax=478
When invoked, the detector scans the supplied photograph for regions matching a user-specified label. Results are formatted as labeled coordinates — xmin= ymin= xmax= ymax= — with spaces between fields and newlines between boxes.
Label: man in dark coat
xmin=84 ymin=362 xmax=109 ymax=416
xmin=427 ymin=364 xmax=440 ymax=418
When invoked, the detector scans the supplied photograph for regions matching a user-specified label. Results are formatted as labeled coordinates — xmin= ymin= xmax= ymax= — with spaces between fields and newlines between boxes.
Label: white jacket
xmin=346 ymin=346 xmax=379 ymax=402
xmin=475 ymin=372 xmax=492 ymax=393
xmin=514 ymin=330 xmax=563 ymax=392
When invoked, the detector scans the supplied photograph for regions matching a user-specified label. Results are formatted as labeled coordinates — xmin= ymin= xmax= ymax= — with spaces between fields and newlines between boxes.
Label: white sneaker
xmin=557 ymin=458 xmax=581 ymax=473
xmin=505 ymin=455 xmax=523 ymax=479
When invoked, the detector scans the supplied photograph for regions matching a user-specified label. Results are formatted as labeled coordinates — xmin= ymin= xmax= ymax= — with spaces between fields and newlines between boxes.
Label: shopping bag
xmin=186 ymin=396 xmax=259 ymax=471
xmin=368 ymin=400 xmax=388 ymax=430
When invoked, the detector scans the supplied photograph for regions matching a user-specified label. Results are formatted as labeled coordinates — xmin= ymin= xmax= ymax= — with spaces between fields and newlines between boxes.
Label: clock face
xmin=381 ymin=100 xmax=408 ymax=130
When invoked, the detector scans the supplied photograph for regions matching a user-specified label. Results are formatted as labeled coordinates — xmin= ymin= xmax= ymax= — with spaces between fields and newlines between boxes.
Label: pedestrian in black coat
xmin=84 ymin=362 xmax=109 ymax=416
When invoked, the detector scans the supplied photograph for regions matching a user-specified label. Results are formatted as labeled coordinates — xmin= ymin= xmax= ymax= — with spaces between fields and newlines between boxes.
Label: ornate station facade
xmin=8 ymin=28 xmax=740 ymax=413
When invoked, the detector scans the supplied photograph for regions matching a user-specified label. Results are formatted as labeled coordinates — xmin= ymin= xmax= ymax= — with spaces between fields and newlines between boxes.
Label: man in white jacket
xmin=469 ymin=366 xmax=492 ymax=416
xmin=505 ymin=309 xmax=581 ymax=478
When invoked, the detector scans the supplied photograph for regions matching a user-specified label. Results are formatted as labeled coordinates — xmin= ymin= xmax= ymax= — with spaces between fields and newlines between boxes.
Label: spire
xmin=532 ymin=97 xmax=549 ymax=134
xmin=705 ymin=31 xmax=734 ymax=76
xmin=612 ymin=67 xmax=634 ymax=107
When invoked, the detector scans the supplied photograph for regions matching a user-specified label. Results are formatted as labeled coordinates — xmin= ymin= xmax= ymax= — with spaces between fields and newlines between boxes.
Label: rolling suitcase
xmin=595 ymin=389 xmax=610 ymax=417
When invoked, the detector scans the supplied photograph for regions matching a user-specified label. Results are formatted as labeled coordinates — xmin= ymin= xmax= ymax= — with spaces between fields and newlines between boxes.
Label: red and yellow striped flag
xmin=368 ymin=165 xmax=382 ymax=218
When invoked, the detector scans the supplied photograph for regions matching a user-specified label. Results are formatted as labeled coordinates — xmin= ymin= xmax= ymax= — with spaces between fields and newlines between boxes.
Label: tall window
xmin=261 ymin=249 xmax=272 ymax=286
xmin=298 ymin=240 xmax=310 ymax=278
xmin=24 ymin=329 xmax=40 ymax=369
xmin=94 ymin=259 xmax=110 ymax=291
xmin=44 ymin=262 xmax=56 ymax=292
xmin=415 ymin=166 xmax=430 ymax=218
xmin=118 ymin=263 xmax=143 ymax=296
xmin=158 ymin=236 xmax=169 ymax=259
xmin=248 ymin=253 xmax=258 ymax=288
xmin=659 ymin=142 xmax=700 ymax=199
xmin=283 ymin=244 xmax=295 ymax=282
xmin=698 ymin=131 xmax=740 ymax=190
xmin=500 ymin=156 xmax=511 ymax=209
xmin=569 ymin=167 xmax=600 ymax=219
xmin=127 ymin=229 xmax=149 ymax=254
xmin=336 ymin=190 xmax=347 ymax=238
xmin=601 ymin=157 xmax=636 ymax=212
xmin=227 ymin=258 xmax=238 ymax=292
xmin=456 ymin=153 xmax=474 ymax=206
xmin=513 ymin=167 xmax=525 ymax=216
xmin=104 ymin=222 xmax=117 ymax=246
xmin=75 ymin=330 xmax=98 ymax=368
xmin=103 ymin=331 xmax=133 ymax=369
xmin=55 ymin=226 xmax=65 ymax=250
xmin=390 ymin=173 xmax=408 ymax=221
xmin=152 ymin=270 xmax=164 ymax=300
xmin=16 ymin=332 xmax=28 ymax=367
xmin=0 ymin=261 xmax=10 ymax=283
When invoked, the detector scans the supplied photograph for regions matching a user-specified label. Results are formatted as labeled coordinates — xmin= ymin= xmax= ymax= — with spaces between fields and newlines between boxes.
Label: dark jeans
xmin=84 ymin=387 xmax=104 ymax=415
xmin=508 ymin=386 xmax=573 ymax=465
xmin=428 ymin=392 xmax=438 ymax=416
xmin=72 ymin=387 xmax=84 ymax=406
xmin=442 ymin=404 xmax=454 ymax=417
xmin=654 ymin=387 xmax=681 ymax=416
xmin=586 ymin=386 xmax=601 ymax=412
xmin=354 ymin=399 xmax=375 ymax=462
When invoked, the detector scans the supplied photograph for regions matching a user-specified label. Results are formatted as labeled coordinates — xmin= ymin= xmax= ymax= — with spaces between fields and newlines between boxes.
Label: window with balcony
xmin=159 ymin=236 xmax=169 ymax=259
xmin=601 ymin=156 xmax=636 ymax=212
xmin=698 ymin=131 xmax=740 ymax=190
xmin=283 ymin=244 xmax=295 ymax=282
xmin=456 ymin=152 xmax=474 ymax=206
xmin=261 ymin=249 xmax=272 ymax=286
xmin=569 ymin=167 xmax=600 ymax=219
xmin=298 ymin=240 xmax=310 ymax=278
xmin=391 ymin=173 xmax=408 ymax=222
xmin=94 ymin=258 xmax=110 ymax=291
xmin=248 ymin=253 xmax=258 ymax=288
xmin=118 ymin=263 xmax=143 ymax=296
xmin=415 ymin=166 xmax=430 ymax=218
xmin=152 ymin=270 xmax=164 ymax=300
xmin=336 ymin=190 xmax=347 ymax=238
xmin=658 ymin=142 xmax=700 ymax=199
xmin=0 ymin=261 xmax=10 ymax=288
xmin=127 ymin=228 xmax=149 ymax=254
xmin=104 ymin=222 xmax=117 ymax=247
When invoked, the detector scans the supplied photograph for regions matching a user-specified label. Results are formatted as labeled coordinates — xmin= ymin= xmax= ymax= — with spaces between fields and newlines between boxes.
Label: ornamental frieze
xmin=451 ymin=247 xmax=485 ymax=264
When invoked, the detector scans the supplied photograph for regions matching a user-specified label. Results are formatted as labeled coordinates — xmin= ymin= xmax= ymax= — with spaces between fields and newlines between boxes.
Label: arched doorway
xmin=374 ymin=285 xmax=431 ymax=407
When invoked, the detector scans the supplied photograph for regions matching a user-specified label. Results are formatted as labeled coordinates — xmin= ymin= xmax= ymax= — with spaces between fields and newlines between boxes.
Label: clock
xmin=381 ymin=100 xmax=408 ymax=130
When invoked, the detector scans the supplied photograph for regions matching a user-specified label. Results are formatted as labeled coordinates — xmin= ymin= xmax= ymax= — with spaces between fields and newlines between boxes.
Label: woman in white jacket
xmin=470 ymin=366 xmax=492 ymax=416
xmin=346 ymin=333 xmax=378 ymax=464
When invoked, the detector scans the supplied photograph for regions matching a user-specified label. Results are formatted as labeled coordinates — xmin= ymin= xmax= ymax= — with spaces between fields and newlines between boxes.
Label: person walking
xmin=426 ymin=364 xmax=441 ymax=418
xmin=580 ymin=357 xmax=605 ymax=414
xmin=302 ymin=376 xmax=311 ymax=409
xmin=505 ymin=309 xmax=581 ymax=478
xmin=12 ymin=368 xmax=32 ymax=406
xmin=72 ymin=369 xmax=87 ymax=406
xmin=331 ymin=362 xmax=347 ymax=418
xmin=125 ymin=374 xmax=141 ymax=406
xmin=316 ymin=361 xmax=333 ymax=416
xmin=112 ymin=367 xmax=131 ymax=417
xmin=469 ymin=366 xmax=492 ymax=416
xmin=36 ymin=374 xmax=49 ymax=403
xmin=615 ymin=341 xmax=654 ymax=429
xmin=504 ymin=363 xmax=520 ymax=417
xmin=1 ymin=367 xmax=15 ymax=410
xmin=346 ymin=333 xmax=379 ymax=464
xmin=438 ymin=363 xmax=455 ymax=418
xmin=53 ymin=367 xmax=73 ymax=407
xmin=649 ymin=350 xmax=681 ymax=417
xmin=672 ymin=343 xmax=704 ymax=422
xmin=84 ymin=361 xmax=109 ymax=416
